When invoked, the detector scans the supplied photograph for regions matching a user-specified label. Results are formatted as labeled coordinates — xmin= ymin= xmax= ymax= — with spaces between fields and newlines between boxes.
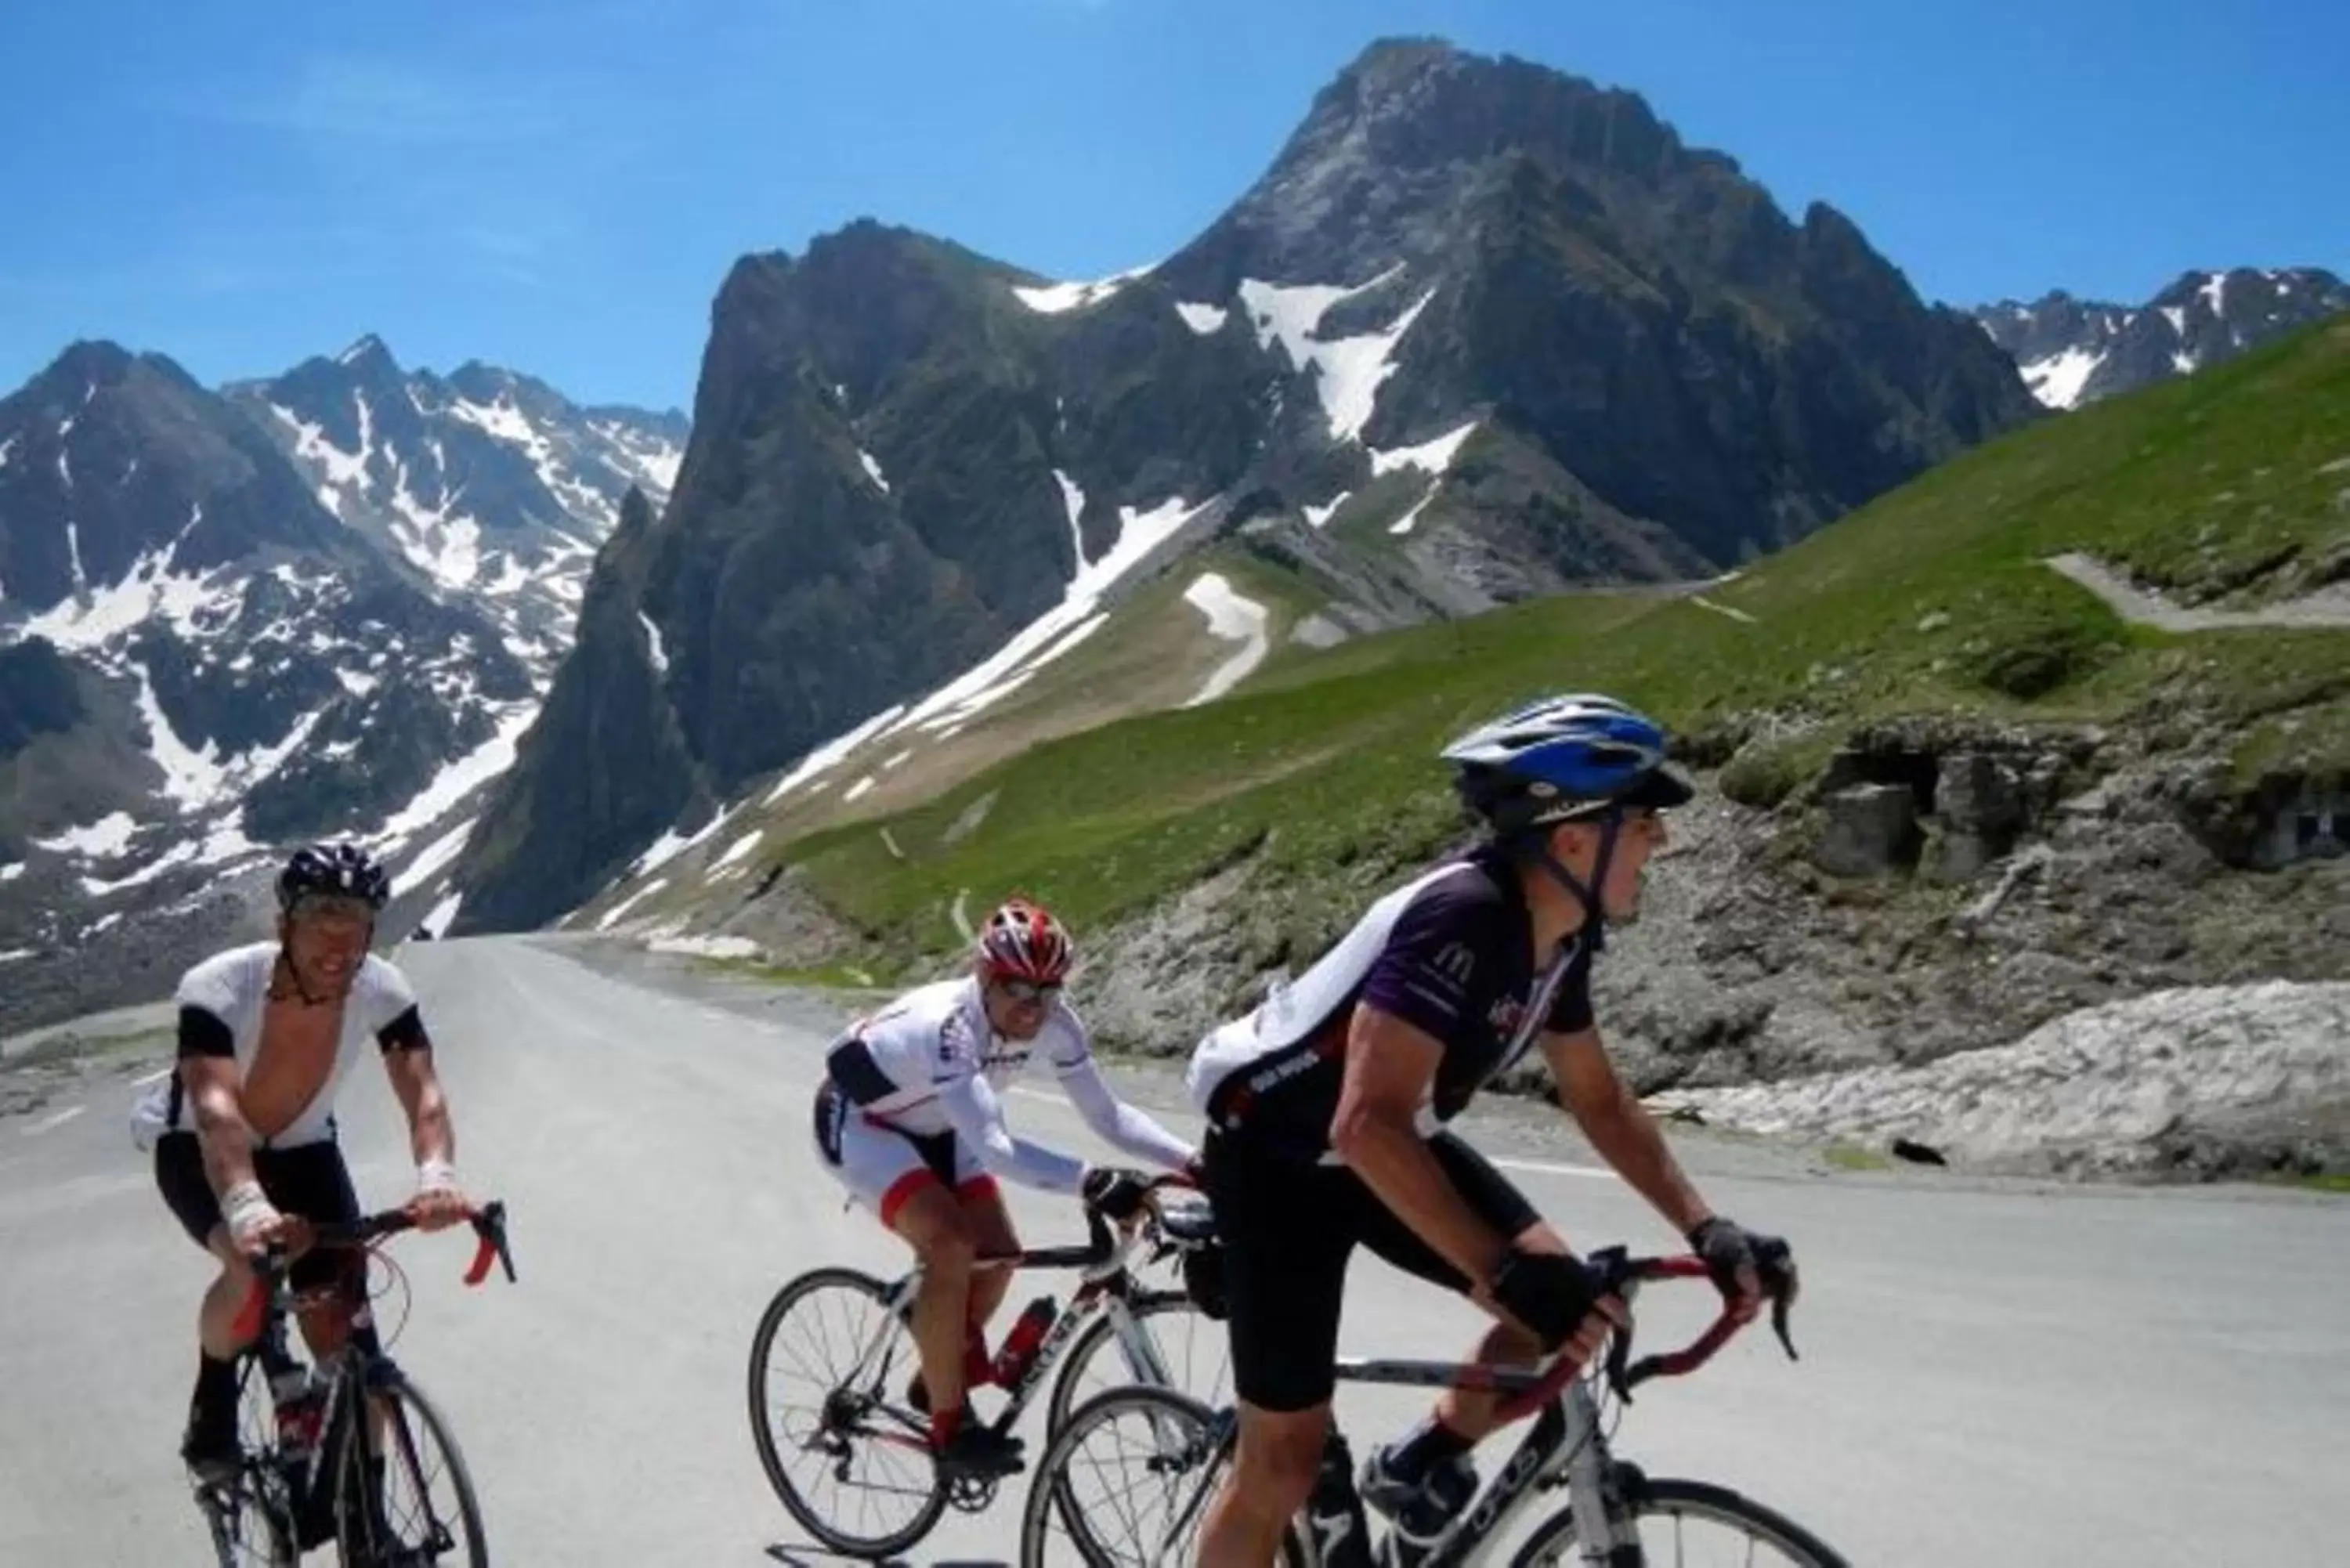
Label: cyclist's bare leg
xmin=956 ymin=1179 xmax=1018 ymax=1338
xmin=1432 ymin=1219 xmax=1562 ymax=1442
xmin=888 ymin=1180 xmax=979 ymax=1417
xmin=195 ymin=1227 xmax=262 ymax=1361
xmin=1199 ymin=1400 xmax=1328 ymax=1568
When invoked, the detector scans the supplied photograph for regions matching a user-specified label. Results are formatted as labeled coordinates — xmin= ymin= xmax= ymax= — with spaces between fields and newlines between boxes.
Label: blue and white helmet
xmin=1442 ymin=693 xmax=1694 ymax=832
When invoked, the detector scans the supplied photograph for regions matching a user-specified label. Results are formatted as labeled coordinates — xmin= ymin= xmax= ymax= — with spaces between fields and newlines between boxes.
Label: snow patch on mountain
xmin=1011 ymin=262 xmax=1156 ymax=314
xmin=367 ymin=703 xmax=539 ymax=859
xmin=871 ymin=493 xmax=1204 ymax=742
xmin=396 ymin=815 xmax=479 ymax=894
xmin=1389 ymin=478 xmax=1443 ymax=536
xmin=1238 ymin=267 xmax=1439 ymax=443
xmin=1304 ymin=492 xmax=1351 ymax=529
xmin=1182 ymin=572 xmax=1270 ymax=706
xmin=1175 ymin=302 xmax=1230 ymax=335
xmin=1369 ymin=419 xmax=1478 ymax=477
xmin=761 ymin=704 xmax=909 ymax=807
xmin=20 ymin=539 xmax=231 ymax=653
xmin=2021 ymin=346 xmax=2106 ymax=411
xmin=34 ymin=811 xmax=139 ymax=858
xmin=1054 ymin=470 xmax=1088 ymax=566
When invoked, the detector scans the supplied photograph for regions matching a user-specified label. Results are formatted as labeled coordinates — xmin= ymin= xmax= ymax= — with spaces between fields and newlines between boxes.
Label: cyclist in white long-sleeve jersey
xmin=808 ymin=896 xmax=1198 ymax=1477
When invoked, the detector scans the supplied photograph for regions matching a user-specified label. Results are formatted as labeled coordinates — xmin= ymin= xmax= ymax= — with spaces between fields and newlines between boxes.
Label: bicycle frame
xmin=1322 ymin=1356 xmax=1618 ymax=1566
xmin=1133 ymin=1246 xmax=1796 ymax=1568
xmin=1335 ymin=1246 xmax=1793 ymax=1568
xmin=837 ymin=1183 xmax=1202 ymax=1438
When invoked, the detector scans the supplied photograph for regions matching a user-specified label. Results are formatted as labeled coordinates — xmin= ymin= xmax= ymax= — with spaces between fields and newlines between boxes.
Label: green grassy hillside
xmin=759 ymin=313 xmax=2350 ymax=966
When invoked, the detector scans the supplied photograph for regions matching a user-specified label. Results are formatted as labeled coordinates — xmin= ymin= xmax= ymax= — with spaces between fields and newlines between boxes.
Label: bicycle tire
xmin=1046 ymin=1289 xmax=1231 ymax=1434
xmin=1020 ymin=1384 xmax=1307 ymax=1568
xmin=747 ymin=1266 xmax=946 ymax=1559
xmin=1509 ymin=1475 xmax=1850 ymax=1568
xmin=332 ymin=1367 xmax=490 ymax=1567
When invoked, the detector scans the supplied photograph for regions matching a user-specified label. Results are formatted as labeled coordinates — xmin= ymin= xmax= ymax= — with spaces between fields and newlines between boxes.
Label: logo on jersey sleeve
xmin=1430 ymin=941 xmax=1477 ymax=986
xmin=936 ymin=1011 xmax=981 ymax=1068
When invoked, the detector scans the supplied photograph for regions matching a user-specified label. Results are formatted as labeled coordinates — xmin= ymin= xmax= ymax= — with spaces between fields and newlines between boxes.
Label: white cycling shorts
xmin=812 ymin=1081 xmax=997 ymax=1226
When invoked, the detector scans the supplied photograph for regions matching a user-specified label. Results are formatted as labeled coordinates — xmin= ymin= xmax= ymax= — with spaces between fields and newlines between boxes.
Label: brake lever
xmin=1585 ymin=1246 xmax=1639 ymax=1403
xmin=463 ymin=1201 xmax=518 ymax=1287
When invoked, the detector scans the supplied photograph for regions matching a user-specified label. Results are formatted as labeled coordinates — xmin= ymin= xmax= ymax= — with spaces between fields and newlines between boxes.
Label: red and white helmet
xmin=976 ymin=897 xmax=1075 ymax=985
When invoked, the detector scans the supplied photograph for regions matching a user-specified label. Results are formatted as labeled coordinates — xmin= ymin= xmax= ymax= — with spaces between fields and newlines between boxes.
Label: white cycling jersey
xmin=130 ymin=941 xmax=426 ymax=1153
xmin=822 ymin=976 xmax=1195 ymax=1194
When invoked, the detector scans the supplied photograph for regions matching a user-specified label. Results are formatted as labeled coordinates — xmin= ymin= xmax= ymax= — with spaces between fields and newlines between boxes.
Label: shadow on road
xmin=767 ymin=1544 xmax=1007 ymax=1568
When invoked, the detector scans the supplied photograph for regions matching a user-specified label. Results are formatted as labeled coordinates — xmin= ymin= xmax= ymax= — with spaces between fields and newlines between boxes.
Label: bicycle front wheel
xmin=197 ymin=1355 xmax=298 ymax=1567
xmin=1047 ymin=1290 xmax=1232 ymax=1435
xmin=332 ymin=1367 xmax=489 ymax=1567
xmin=1020 ymin=1384 xmax=1307 ymax=1568
xmin=1511 ymin=1475 xmax=1850 ymax=1567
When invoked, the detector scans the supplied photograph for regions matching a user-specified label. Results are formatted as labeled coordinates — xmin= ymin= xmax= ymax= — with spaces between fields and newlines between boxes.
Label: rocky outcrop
xmin=1648 ymin=981 xmax=2350 ymax=1179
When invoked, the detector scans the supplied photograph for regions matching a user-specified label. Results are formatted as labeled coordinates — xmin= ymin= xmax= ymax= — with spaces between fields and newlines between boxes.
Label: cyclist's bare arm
xmin=180 ymin=1053 xmax=262 ymax=1201
xmin=380 ymin=1025 xmax=456 ymax=1172
xmin=1542 ymin=1027 xmax=1712 ymax=1235
xmin=1331 ymin=1002 xmax=1513 ymax=1288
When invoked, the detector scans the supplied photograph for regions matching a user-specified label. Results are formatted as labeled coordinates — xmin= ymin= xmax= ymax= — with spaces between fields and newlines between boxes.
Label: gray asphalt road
xmin=2 ymin=934 xmax=2343 ymax=1566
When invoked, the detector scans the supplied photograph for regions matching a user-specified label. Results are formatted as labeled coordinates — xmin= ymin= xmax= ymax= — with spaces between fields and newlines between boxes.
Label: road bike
xmin=191 ymin=1200 xmax=517 ymax=1567
xmin=746 ymin=1175 xmax=1227 ymax=1559
xmin=1018 ymin=1243 xmax=1849 ymax=1566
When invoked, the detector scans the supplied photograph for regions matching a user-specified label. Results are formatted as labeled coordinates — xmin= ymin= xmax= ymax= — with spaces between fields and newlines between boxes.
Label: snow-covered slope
xmin=1975 ymin=267 xmax=2349 ymax=410
xmin=0 ymin=337 xmax=683 ymax=1035
xmin=226 ymin=336 xmax=687 ymax=685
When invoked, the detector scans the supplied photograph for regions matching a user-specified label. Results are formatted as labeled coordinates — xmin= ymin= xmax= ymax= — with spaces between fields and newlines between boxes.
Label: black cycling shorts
xmin=1200 ymin=1125 xmax=1542 ymax=1412
xmin=154 ymin=1131 xmax=364 ymax=1294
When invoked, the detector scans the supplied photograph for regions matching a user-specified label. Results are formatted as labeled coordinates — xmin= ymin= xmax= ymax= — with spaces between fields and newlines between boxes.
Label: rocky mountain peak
xmin=1972 ymin=266 xmax=2348 ymax=410
xmin=1162 ymin=38 xmax=1737 ymax=301
xmin=333 ymin=333 xmax=403 ymax=382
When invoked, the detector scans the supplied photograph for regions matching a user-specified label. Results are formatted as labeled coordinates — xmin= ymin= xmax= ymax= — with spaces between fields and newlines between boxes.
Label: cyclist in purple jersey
xmin=1184 ymin=694 xmax=1799 ymax=1567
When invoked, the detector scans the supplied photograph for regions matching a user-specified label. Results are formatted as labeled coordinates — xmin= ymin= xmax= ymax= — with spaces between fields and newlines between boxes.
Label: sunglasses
xmin=992 ymin=977 xmax=1063 ymax=1003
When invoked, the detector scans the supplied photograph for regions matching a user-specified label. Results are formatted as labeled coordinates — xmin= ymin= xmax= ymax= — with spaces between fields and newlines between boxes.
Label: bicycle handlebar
xmin=230 ymin=1198 xmax=516 ymax=1342
xmin=975 ymin=1172 xmax=1199 ymax=1277
xmin=1488 ymin=1245 xmax=1799 ymax=1423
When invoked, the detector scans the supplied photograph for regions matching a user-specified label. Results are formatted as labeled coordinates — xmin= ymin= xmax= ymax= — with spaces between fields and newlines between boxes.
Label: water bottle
xmin=1307 ymin=1431 xmax=1376 ymax=1568
xmin=989 ymin=1297 xmax=1057 ymax=1388
xmin=271 ymin=1364 xmax=324 ymax=1463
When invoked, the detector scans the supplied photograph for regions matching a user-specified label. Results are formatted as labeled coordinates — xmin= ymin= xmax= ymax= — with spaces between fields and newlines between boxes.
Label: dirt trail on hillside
xmin=2045 ymin=551 xmax=2350 ymax=630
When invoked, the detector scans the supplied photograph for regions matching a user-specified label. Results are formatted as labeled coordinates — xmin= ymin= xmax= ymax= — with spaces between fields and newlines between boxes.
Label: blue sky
xmin=2 ymin=0 xmax=2342 ymax=413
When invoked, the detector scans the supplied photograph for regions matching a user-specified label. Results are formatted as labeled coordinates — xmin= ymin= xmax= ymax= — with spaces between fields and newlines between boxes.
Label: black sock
xmin=1389 ymin=1414 xmax=1472 ymax=1479
xmin=192 ymin=1352 xmax=237 ymax=1416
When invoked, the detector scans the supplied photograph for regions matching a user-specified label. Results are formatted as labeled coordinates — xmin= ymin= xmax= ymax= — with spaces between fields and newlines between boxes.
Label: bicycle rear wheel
xmin=332 ymin=1366 xmax=489 ymax=1567
xmin=747 ymin=1266 xmax=945 ymax=1559
xmin=1511 ymin=1475 xmax=1849 ymax=1567
xmin=1020 ymin=1385 xmax=1307 ymax=1568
